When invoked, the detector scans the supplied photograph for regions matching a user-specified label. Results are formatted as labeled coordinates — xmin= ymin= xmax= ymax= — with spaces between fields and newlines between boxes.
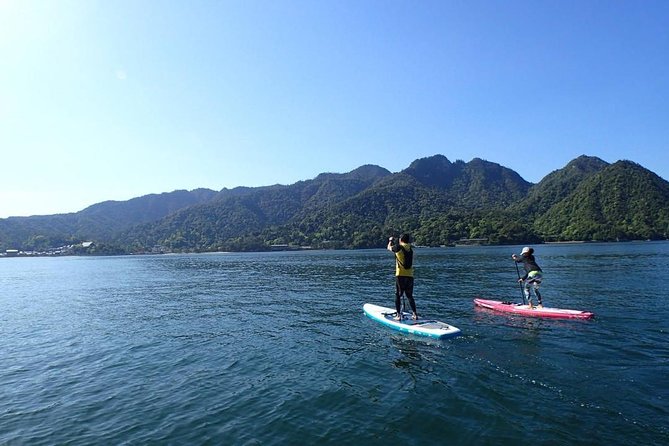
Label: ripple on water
xmin=1 ymin=246 xmax=668 ymax=445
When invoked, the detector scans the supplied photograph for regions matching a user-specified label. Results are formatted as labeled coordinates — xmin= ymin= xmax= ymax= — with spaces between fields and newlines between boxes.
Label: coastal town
xmin=1 ymin=241 xmax=94 ymax=257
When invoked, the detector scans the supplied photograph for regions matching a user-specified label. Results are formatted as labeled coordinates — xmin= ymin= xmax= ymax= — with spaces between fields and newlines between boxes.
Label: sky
xmin=1 ymin=0 xmax=668 ymax=218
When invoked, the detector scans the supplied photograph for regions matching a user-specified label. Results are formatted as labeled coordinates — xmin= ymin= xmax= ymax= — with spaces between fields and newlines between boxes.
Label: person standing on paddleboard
xmin=512 ymin=246 xmax=544 ymax=309
xmin=387 ymin=233 xmax=418 ymax=321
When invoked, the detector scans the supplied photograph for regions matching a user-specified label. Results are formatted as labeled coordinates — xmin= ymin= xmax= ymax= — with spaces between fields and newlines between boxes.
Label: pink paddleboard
xmin=474 ymin=298 xmax=594 ymax=320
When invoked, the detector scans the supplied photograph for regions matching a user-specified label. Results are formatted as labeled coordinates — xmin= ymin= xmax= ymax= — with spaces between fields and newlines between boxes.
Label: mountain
xmin=514 ymin=155 xmax=609 ymax=216
xmin=117 ymin=164 xmax=391 ymax=251
xmin=403 ymin=155 xmax=531 ymax=208
xmin=1 ymin=154 xmax=668 ymax=253
xmin=534 ymin=160 xmax=669 ymax=241
xmin=0 ymin=189 xmax=218 ymax=251
xmin=285 ymin=155 xmax=533 ymax=248
xmin=75 ymin=188 xmax=218 ymax=239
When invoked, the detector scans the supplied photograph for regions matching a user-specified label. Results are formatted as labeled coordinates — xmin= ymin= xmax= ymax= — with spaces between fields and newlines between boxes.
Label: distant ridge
xmin=514 ymin=155 xmax=609 ymax=216
xmin=534 ymin=160 xmax=669 ymax=241
xmin=1 ymin=154 xmax=667 ymax=253
xmin=0 ymin=189 xmax=217 ymax=252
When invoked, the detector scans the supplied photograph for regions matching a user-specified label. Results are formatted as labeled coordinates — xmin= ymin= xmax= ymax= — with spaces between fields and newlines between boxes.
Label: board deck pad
xmin=363 ymin=303 xmax=461 ymax=339
xmin=474 ymin=298 xmax=594 ymax=320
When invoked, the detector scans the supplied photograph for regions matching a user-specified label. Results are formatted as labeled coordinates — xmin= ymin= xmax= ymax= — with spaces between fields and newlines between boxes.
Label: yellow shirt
xmin=393 ymin=242 xmax=414 ymax=277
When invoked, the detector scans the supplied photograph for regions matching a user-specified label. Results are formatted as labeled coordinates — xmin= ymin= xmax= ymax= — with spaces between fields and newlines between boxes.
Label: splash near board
xmin=363 ymin=303 xmax=461 ymax=339
xmin=474 ymin=298 xmax=594 ymax=320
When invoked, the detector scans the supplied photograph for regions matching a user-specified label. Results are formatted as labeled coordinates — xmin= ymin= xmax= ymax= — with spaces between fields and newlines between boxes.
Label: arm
xmin=387 ymin=237 xmax=401 ymax=252
xmin=511 ymin=254 xmax=528 ymax=280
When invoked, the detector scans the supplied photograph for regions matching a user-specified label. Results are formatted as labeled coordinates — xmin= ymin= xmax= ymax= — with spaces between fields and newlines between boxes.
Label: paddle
xmin=514 ymin=260 xmax=526 ymax=305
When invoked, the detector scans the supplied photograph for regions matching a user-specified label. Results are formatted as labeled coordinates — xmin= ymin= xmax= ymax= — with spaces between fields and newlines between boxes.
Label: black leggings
xmin=395 ymin=276 xmax=417 ymax=314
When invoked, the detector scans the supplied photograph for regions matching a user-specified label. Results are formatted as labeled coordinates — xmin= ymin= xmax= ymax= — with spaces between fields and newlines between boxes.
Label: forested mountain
xmin=279 ymin=155 xmax=533 ymax=249
xmin=403 ymin=155 xmax=531 ymax=208
xmin=1 ymin=154 xmax=668 ymax=254
xmin=76 ymin=188 xmax=218 ymax=239
xmin=513 ymin=155 xmax=609 ymax=217
xmin=118 ymin=164 xmax=391 ymax=252
xmin=534 ymin=160 xmax=669 ymax=241
xmin=0 ymin=189 xmax=217 ymax=251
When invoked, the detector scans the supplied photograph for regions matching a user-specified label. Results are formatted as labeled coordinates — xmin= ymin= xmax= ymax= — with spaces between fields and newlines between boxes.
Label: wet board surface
xmin=363 ymin=303 xmax=461 ymax=339
xmin=474 ymin=298 xmax=595 ymax=320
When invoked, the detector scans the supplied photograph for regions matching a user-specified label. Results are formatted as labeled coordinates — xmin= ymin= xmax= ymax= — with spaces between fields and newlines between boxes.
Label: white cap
xmin=521 ymin=246 xmax=531 ymax=254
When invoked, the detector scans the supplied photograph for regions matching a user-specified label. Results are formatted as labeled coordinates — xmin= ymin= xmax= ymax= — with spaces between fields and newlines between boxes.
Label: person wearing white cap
xmin=512 ymin=246 xmax=544 ymax=309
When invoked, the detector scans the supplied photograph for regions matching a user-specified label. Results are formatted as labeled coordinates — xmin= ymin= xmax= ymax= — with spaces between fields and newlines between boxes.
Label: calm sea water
xmin=1 ymin=242 xmax=667 ymax=445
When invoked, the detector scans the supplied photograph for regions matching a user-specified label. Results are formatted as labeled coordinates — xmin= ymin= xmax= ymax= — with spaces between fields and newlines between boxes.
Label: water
xmin=1 ymin=242 xmax=668 ymax=445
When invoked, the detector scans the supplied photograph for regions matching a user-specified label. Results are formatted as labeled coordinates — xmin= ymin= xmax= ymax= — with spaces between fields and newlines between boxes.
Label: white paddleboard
xmin=363 ymin=303 xmax=461 ymax=339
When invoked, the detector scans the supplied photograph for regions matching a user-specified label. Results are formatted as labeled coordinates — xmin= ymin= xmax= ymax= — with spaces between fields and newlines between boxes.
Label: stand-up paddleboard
xmin=474 ymin=298 xmax=594 ymax=320
xmin=363 ymin=303 xmax=461 ymax=339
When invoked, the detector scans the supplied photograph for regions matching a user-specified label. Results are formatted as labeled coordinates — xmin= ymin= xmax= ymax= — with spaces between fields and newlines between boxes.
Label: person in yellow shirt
xmin=387 ymin=233 xmax=418 ymax=320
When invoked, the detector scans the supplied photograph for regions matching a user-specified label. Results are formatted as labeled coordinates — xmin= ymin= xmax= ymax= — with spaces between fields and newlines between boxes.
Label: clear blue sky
xmin=1 ymin=0 xmax=668 ymax=218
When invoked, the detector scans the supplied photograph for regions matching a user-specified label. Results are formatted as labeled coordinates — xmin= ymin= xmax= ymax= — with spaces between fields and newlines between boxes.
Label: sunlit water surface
xmin=1 ymin=242 xmax=667 ymax=445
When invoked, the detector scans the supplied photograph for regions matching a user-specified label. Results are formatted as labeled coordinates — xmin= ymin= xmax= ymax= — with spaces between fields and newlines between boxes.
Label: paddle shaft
xmin=514 ymin=261 xmax=526 ymax=304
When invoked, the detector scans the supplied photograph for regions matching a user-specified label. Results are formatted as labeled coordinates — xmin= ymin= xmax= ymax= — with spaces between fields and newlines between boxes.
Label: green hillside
xmin=1 ymin=154 xmax=668 ymax=254
xmin=514 ymin=155 xmax=609 ymax=217
xmin=534 ymin=161 xmax=669 ymax=241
